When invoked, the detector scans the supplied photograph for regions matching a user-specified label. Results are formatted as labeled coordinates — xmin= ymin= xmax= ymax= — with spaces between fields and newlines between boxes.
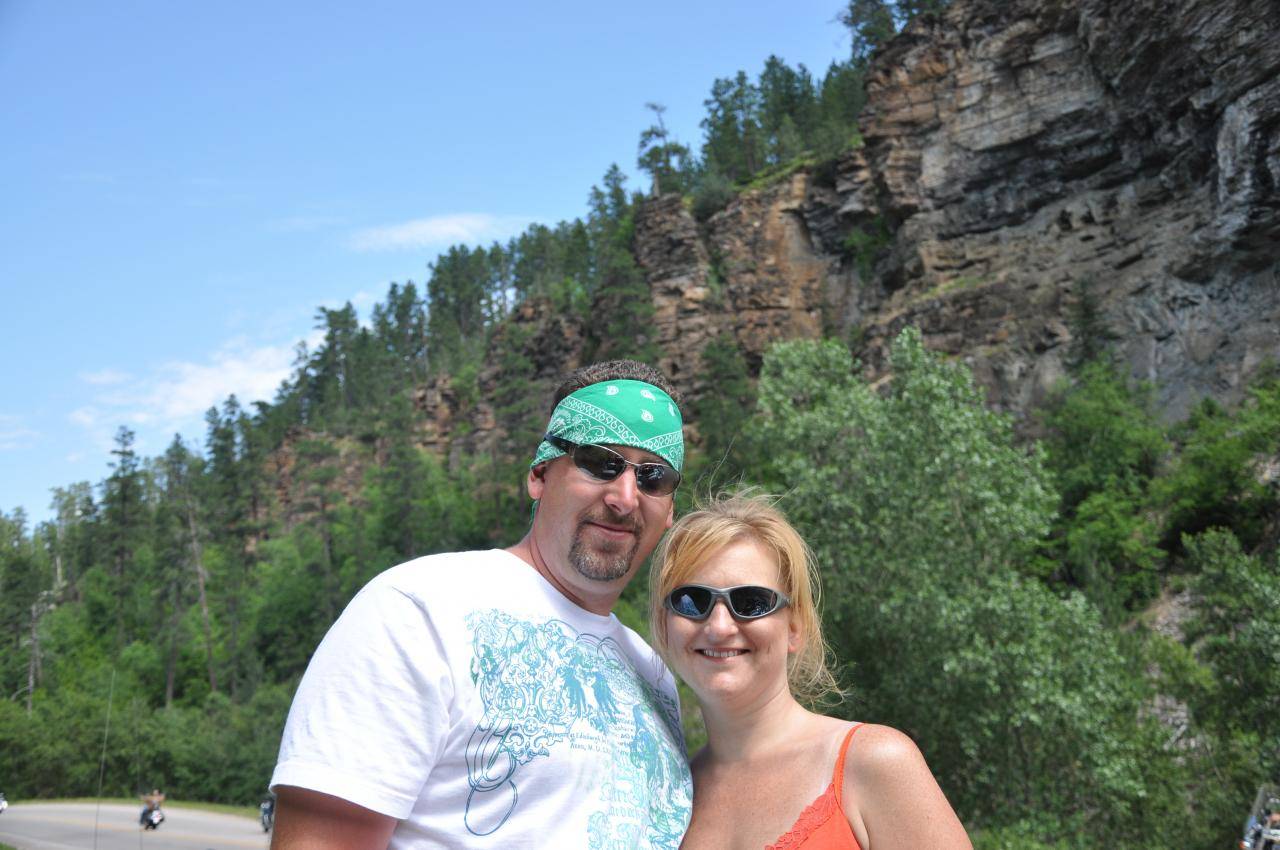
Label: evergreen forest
xmin=2 ymin=4 xmax=1278 ymax=848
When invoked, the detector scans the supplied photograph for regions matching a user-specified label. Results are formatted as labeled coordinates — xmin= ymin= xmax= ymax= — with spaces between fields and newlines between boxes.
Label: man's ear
xmin=664 ymin=499 xmax=674 ymax=530
xmin=527 ymin=463 xmax=547 ymax=500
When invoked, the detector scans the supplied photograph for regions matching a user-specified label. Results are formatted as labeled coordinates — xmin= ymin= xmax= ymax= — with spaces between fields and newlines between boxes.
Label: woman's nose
xmin=702 ymin=599 xmax=739 ymax=635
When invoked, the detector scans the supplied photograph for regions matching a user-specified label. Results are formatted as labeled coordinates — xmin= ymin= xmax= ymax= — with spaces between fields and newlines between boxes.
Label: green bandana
xmin=532 ymin=379 xmax=684 ymax=471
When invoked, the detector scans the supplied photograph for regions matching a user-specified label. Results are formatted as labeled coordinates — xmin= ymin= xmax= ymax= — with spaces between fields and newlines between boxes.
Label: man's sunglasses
xmin=544 ymin=434 xmax=682 ymax=497
xmin=664 ymin=584 xmax=791 ymax=621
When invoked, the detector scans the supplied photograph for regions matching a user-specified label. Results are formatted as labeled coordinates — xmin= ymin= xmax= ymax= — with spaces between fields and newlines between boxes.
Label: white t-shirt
xmin=271 ymin=549 xmax=693 ymax=849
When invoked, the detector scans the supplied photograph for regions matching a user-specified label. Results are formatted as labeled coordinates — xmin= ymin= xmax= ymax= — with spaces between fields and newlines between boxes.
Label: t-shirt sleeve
xmin=270 ymin=576 xmax=453 ymax=819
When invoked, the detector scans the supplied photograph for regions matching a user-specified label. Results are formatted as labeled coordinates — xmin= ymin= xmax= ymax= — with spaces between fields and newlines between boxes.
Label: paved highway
xmin=0 ymin=802 xmax=270 ymax=850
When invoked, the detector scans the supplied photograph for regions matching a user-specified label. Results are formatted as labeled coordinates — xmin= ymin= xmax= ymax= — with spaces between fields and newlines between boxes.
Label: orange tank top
xmin=765 ymin=724 xmax=864 ymax=850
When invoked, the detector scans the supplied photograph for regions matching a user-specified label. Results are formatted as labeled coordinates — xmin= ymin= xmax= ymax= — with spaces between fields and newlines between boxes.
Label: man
xmin=139 ymin=788 xmax=165 ymax=827
xmin=270 ymin=360 xmax=693 ymax=849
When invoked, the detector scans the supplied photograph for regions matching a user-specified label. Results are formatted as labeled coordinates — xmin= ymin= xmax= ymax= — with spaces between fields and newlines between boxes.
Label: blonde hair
xmin=650 ymin=490 xmax=841 ymax=706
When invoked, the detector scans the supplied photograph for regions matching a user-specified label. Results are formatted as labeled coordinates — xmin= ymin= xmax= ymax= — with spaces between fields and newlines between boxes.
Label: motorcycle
xmin=142 ymin=806 xmax=165 ymax=830
xmin=1244 ymin=822 xmax=1280 ymax=850
xmin=1240 ymin=784 xmax=1280 ymax=850
xmin=260 ymin=797 xmax=275 ymax=832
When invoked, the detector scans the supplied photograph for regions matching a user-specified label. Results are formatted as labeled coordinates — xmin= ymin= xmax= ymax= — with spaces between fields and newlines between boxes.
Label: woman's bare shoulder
xmin=844 ymin=723 xmax=926 ymax=778
xmin=841 ymin=723 xmax=973 ymax=849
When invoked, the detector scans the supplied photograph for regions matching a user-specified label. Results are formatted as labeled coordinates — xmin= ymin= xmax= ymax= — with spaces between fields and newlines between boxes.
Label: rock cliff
xmin=447 ymin=0 xmax=1279 ymax=451
xmin=636 ymin=0 xmax=1279 ymax=425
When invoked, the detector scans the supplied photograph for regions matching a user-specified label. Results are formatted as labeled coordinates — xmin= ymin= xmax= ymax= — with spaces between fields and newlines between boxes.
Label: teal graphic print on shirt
xmin=465 ymin=610 xmax=692 ymax=848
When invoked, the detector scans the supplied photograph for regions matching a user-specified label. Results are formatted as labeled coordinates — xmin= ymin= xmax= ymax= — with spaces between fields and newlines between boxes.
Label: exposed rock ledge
xmin=636 ymin=0 xmax=1280 ymax=425
xmin=441 ymin=0 xmax=1278 ymax=456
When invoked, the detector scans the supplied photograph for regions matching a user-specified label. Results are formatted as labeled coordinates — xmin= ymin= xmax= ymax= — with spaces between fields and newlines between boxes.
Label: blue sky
xmin=1 ymin=0 xmax=852 ymax=524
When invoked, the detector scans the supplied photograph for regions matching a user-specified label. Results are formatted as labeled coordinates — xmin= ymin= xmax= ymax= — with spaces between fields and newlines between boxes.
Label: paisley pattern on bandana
xmin=532 ymin=380 xmax=684 ymax=472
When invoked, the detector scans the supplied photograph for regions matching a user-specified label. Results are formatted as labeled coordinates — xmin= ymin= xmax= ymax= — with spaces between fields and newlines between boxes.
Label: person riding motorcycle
xmin=139 ymin=788 xmax=165 ymax=828
xmin=259 ymin=790 xmax=276 ymax=832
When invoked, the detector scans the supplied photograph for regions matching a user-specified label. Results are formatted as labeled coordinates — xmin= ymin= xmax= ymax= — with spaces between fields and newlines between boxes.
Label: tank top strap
xmin=831 ymin=723 xmax=864 ymax=809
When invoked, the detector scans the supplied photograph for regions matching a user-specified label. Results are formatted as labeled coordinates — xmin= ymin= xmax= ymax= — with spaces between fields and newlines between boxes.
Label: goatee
xmin=569 ymin=510 xmax=642 ymax=582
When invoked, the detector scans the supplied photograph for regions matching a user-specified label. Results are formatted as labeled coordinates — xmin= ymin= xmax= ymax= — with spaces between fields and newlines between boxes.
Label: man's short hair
xmin=550 ymin=360 xmax=681 ymax=412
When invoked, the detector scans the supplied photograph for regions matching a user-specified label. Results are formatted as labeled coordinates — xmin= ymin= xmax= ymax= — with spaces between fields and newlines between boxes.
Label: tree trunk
xmin=164 ymin=609 xmax=179 ymax=708
xmin=26 ymin=602 xmax=41 ymax=715
xmin=184 ymin=505 xmax=219 ymax=694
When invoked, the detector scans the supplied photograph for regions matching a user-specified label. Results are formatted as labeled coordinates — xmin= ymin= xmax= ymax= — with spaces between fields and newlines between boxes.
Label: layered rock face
xmin=845 ymin=0 xmax=1280 ymax=418
xmin=635 ymin=0 xmax=1280 ymax=422
xmin=636 ymin=181 xmax=828 ymax=398
xmin=441 ymin=0 xmax=1278 ymax=452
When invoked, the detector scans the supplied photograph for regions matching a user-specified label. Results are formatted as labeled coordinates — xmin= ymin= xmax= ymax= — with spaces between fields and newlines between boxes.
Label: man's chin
xmin=569 ymin=537 xmax=637 ymax=583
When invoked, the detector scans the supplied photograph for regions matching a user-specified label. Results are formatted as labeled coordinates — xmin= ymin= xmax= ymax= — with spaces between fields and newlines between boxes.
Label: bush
xmin=689 ymin=171 xmax=736 ymax=222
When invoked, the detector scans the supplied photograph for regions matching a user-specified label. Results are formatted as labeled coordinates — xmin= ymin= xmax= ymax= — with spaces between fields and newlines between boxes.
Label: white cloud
xmin=80 ymin=368 xmax=132 ymax=385
xmin=348 ymin=213 xmax=530 ymax=252
xmin=142 ymin=337 xmax=301 ymax=422
xmin=66 ymin=334 xmax=312 ymax=457
xmin=0 ymin=415 xmax=38 ymax=451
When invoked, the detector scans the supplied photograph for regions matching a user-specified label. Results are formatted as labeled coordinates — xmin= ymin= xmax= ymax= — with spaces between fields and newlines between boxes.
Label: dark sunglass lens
xmin=729 ymin=587 xmax=778 ymax=618
xmin=635 ymin=464 xmax=677 ymax=495
xmin=669 ymin=586 xmax=712 ymax=618
xmin=574 ymin=444 xmax=626 ymax=481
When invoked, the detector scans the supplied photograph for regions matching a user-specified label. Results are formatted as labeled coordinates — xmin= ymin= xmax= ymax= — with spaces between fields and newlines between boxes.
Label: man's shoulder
xmin=366 ymin=548 xmax=523 ymax=595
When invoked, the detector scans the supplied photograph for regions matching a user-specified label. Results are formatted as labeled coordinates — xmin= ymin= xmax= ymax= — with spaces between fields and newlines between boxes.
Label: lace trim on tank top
xmin=764 ymin=723 xmax=863 ymax=850
xmin=765 ymin=781 xmax=840 ymax=850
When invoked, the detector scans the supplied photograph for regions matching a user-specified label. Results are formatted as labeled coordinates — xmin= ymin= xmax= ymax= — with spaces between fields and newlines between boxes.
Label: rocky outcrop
xmin=633 ymin=194 xmax=721 ymax=397
xmin=843 ymin=0 xmax=1280 ymax=418
xmin=463 ymin=297 xmax=587 ymax=459
xmin=423 ymin=0 xmax=1278 ymax=459
xmin=629 ymin=0 xmax=1280 ymax=423
xmin=633 ymin=181 xmax=830 ymax=400
xmin=706 ymin=174 xmax=829 ymax=372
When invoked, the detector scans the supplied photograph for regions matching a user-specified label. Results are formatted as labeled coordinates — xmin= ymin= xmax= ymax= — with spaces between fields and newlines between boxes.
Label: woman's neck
xmin=698 ymin=686 xmax=813 ymax=764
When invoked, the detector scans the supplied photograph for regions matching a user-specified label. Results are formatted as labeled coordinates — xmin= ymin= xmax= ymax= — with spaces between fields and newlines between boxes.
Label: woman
xmin=651 ymin=493 xmax=971 ymax=850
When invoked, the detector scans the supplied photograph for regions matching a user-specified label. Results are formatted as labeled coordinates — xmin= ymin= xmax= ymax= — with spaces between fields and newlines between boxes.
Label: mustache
xmin=580 ymin=507 xmax=641 ymax=533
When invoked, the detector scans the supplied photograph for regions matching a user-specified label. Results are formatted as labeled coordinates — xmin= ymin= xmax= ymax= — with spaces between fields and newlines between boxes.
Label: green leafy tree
xmin=427 ymin=245 xmax=493 ymax=375
xmin=685 ymin=333 xmax=756 ymax=491
xmin=295 ymin=437 xmax=344 ymax=623
xmin=1184 ymin=529 xmax=1280 ymax=747
xmin=1155 ymin=380 xmax=1280 ymax=550
xmin=1037 ymin=359 xmax=1168 ymax=612
xmin=840 ymin=0 xmax=897 ymax=62
xmin=701 ymin=71 xmax=765 ymax=183
xmin=814 ymin=61 xmax=866 ymax=158
xmin=756 ymin=56 xmax=819 ymax=164
xmin=583 ymin=166 xmax=658 ymax=363
xmin=841 ymin=0 xmax=949 ymax=62
xmin=637 ymin=102 xmax=693 ymax=196
xmin=100 ymin=426 xmax=149 ymax=645
xmin=745 ymin=330 xmax=1177 ymax=844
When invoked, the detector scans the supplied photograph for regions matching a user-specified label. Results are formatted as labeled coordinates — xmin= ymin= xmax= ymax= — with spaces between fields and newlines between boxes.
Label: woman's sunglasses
xmin=664 ymin=584 xmax=791 ymax=621
xmin=544 ymin=434 xmax=682 ymax=497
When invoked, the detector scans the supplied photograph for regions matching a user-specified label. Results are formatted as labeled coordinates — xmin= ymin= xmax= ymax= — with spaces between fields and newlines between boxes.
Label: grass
xmin=10 ymin=796 xmax=258 ymax=820
xmin=741 ymin=156 xmax=814 ymax=192
xmin=905 ymin=274 xmax=988 ymax=307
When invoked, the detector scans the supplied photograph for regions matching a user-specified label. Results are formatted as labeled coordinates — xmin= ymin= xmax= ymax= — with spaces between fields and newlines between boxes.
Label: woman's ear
xmin=787 ymin=617 xmax=803 ymax=654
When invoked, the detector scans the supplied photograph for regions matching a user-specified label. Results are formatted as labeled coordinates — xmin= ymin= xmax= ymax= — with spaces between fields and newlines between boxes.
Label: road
xmin=0 ymin=802 xmax=271 ymax=850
